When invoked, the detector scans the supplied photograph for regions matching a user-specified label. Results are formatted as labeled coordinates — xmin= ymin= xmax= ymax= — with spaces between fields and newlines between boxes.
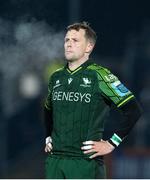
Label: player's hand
xmin=45 ymin=143 xmax=52 ymax=153
xmin=45 ymin=136 xmax=53 ymax=153
xmin=81 ymin=139 xmax=115 ymax=158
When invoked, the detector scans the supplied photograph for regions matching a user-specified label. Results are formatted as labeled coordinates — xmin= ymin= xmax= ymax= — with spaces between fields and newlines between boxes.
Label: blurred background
xmin=0 ymin=0 xmax=150 ymax=178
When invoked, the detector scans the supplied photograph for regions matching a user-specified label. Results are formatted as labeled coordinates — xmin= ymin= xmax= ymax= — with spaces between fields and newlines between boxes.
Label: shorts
xmin=45 ymin=155 xmax=106 ymax=179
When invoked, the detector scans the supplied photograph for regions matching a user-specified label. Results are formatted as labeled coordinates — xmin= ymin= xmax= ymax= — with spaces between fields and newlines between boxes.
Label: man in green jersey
xmin=44 ymin=22 xmax=142 ymax=178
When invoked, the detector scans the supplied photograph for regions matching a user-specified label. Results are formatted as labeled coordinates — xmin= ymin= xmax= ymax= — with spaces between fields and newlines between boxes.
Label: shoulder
xmin=47 ymin=66 xmax=65 ymax=85
xmin=87 ymin=63 xmax=117 ymax=82
xmin=50 ymin=66 xmax=65 ymax=78
xmin=87 ymin=63 xmax=110 ymax=73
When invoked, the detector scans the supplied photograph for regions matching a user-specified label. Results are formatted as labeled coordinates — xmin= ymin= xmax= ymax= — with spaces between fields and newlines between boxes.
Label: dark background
xmin=0 ymin=0 xmax=150 ymax=178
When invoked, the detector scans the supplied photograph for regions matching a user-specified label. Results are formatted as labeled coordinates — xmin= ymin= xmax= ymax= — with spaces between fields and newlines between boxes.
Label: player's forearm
xmin=44 ymin=106 xmax=53 ymax=138
xmin=109 ymin=98 xmax=142 ymax=147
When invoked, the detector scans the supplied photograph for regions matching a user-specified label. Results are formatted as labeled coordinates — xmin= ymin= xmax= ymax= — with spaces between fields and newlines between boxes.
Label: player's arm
xmin=82 ymin=68 xmax=142 ymax=158
xmin=108 ymin=97 xmax=142 ymax=147
xmin=44 ymin=77 xmax=53 ymax=152
xmin=97 ymin=68 xmax=142 ymax=145
xmin=82 ymin=98 xmax=142 ymax=158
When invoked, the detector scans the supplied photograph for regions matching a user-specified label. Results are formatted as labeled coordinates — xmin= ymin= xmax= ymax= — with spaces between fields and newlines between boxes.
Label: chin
xmin=66 ymin=59 xmax=74 ymax=62
xmin=65 ymin=57 xmax=74 ymax=62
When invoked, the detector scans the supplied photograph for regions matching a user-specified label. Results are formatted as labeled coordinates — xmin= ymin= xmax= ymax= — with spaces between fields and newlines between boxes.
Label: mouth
xmin=66 ymin=50 xmax=72 ymax=52
xmin=65 ymin=51 xmax=73 ymax=54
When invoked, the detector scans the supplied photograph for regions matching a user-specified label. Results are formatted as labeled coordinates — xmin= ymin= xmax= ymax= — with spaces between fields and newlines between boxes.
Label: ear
xmin=86 ymin=42 xmax=95 ymax=53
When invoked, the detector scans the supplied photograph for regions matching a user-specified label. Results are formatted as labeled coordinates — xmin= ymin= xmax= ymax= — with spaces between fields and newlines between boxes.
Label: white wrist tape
xmin=110 ymin=133 xmax=122 ymax=146
xmin=45 ymin=136 xmax=52 ymax=144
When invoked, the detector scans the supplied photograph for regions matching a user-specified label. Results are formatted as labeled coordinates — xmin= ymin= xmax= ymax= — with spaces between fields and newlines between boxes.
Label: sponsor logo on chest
xmin=52 ymin=91 xmax=91 ymax=103
xmin=52 ymin=77 xmax=92 ymax=103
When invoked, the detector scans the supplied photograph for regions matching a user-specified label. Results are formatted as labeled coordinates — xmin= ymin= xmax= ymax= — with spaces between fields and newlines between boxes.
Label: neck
xmin=68 ymin=56 xmax=89 ymax=71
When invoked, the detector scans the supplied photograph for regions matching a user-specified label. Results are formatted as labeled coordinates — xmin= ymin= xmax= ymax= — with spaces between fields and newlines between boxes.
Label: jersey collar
xmin=65 ymin=59 xmax=94 ymax=75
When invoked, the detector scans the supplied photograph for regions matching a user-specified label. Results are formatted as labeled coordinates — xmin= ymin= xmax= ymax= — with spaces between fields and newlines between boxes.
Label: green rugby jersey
xmin=45 ymin=60 xmax=134 ymax=157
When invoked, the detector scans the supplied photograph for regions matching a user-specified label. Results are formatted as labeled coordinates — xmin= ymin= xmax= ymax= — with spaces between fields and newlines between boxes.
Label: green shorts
xmin=45 ymin=155 xmax=106 ymax=179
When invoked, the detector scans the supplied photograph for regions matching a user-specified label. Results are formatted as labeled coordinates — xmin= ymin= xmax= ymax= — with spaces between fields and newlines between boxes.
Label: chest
xmin=51 ymin=73 xmax=98 ymax=104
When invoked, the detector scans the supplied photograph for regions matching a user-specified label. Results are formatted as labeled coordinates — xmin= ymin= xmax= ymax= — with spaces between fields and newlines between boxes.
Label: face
xmin=64 ymin=29 xmax=93 ymax=62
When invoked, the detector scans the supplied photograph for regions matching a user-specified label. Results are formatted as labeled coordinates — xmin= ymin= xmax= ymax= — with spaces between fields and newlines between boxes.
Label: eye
xmin=73 ymin=38 xmax=78 ymax=42
xmin=65 ymin=38 xmax=69 ymax=42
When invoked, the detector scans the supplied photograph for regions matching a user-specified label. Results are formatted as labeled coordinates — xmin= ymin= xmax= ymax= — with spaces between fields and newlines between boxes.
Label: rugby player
xmin=44 ymin=22 xmax=142 ymax=178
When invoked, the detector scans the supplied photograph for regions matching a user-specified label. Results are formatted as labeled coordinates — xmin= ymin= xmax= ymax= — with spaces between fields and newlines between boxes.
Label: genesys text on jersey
xmin=52 ymin=91 xmax=91 ymax=103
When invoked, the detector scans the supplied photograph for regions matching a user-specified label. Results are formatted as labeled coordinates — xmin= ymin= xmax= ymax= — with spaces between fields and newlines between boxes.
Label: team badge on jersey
xmin=80 ymin=78 xmax=91 ymax=87
xmin=83 ymin=78 xmax=91 ymax=85
xmin=68 ymin=78 xmax=73 ymax=84
xmin=110 ymin=80 xmax=130 ymax=97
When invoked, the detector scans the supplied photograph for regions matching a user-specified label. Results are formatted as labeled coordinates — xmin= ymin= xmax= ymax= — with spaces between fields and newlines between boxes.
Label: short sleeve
xmin=96 ymin=68 xmax=135 ymax=108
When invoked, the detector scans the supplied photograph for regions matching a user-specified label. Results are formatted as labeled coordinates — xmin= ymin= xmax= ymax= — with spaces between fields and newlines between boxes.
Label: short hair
xmin=66 ymin=21 xmax=97 ymax=45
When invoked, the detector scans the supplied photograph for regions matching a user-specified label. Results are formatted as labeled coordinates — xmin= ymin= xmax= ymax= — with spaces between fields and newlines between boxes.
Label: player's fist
xmin=45 ymin=136 xmax=53 ymax=153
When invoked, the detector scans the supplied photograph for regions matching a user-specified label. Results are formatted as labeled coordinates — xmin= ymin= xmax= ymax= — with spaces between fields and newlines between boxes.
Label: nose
xmin=66 ymin=40 xmax=72 ymax=47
